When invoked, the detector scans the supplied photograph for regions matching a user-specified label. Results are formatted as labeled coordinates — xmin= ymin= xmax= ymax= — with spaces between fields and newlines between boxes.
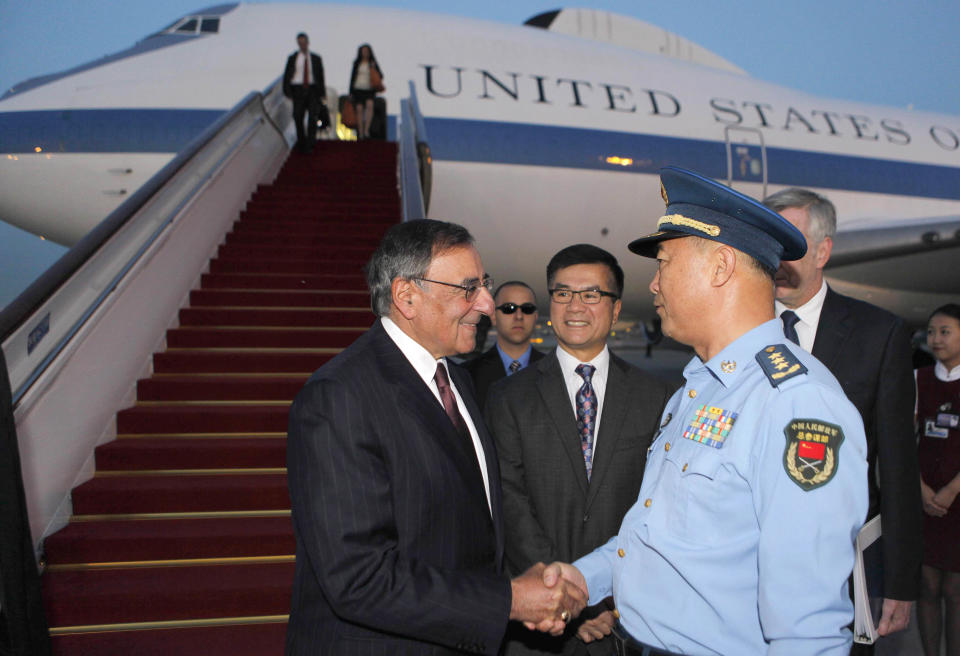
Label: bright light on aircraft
xmin=606 ymin=156 xmax=634 ymax=167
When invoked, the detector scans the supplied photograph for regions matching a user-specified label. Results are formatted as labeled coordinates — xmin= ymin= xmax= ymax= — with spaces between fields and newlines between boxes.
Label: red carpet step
xmin=189 ymin=288 xmax=370 ymax=308
xmin=71 ymin=473 xmax=290 ymax=515
xmin=198 ymin=272 xmax=367 ymax=290
xmin=165 ymin=325 xmax=366 ymax=348
xmin=52 ymin=622 xmax=288 ymax=656
xmin=137 ymin=375 xmax=308 ymax=401
xmin=43 ymin=561 xmax=294 ymax=626
xmin=208 ymin=256 xmax=371 ymax=275
xmin=178 ymin=307 xmax=374 ymax=328
xmin=94 ymin=436 xmax=287 ymax=470
xmin=153 ymin=350 xmax=335 ymax=374
xmin=116 ymin=404 xmax=290 ymax=434
xmin=44 ymin=516 xmax=293 ymax=564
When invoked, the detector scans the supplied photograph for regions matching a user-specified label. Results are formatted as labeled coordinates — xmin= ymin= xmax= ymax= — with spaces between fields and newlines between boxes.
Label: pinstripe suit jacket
xmin=486 ymin=350 xmax=672 ymax=655
xmin=286 ymin=320 xmax=512 ymax=655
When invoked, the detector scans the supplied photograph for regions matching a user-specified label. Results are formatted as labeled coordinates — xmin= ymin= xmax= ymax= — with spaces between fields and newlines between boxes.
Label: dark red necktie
xmin=434 ymin=362 xmax=467 ymax=434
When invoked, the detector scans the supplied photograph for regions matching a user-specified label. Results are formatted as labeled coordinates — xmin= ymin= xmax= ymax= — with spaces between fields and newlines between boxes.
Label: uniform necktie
xmin=434 ymin=362 xmax=466 ymax=434
xmin=302 ymin=53 xmax=310 ymax=85
xmin=575 ymin=364 xmax=597 ymax=480
xmin=781 ymin=310 xmax=800 ymax=345
xmin=509 ymin=360 xmax=521 ymax=374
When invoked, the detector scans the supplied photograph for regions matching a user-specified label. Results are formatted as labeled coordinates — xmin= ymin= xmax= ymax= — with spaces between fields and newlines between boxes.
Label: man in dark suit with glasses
xmin=466 ymin=281 xmax=545 ymax=409
xmin=487 ymin=245 xmax=672 ymax=655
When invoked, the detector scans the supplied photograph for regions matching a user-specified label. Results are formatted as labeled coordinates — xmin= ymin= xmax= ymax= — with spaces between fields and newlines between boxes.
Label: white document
xmin=853 ymin=514 xmax=882 ymax=644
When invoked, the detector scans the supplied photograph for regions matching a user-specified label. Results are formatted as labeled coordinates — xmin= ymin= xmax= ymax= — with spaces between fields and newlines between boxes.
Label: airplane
xmin=2 ymin=3 xmax=959 ymax=327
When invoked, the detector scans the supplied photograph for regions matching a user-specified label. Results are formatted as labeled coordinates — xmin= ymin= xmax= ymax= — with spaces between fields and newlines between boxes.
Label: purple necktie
xmin=434 ymin=362 xmax=467 ymax=434
xmin=575 ymin=364 xmax=597 ymax=480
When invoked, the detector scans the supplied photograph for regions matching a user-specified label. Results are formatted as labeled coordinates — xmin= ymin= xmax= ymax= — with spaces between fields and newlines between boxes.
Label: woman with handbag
xmin=348 ymin=44 xmax=384 ymax=140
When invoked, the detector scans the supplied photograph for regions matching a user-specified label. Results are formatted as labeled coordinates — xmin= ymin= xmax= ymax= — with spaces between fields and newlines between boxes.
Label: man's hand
xmin=510 ymin=562 xmax=587 ymax=636
xmin=576 ymin=609 xmax=616 ymax=643
xmin=876 ymin=598 xmax=912 ymax=635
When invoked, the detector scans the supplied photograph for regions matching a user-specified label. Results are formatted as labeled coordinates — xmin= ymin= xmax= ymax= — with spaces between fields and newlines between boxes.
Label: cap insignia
xmin=657 ymin=214 xmax=721 ymax=237
xmin=660 ymin=181 xmax=669 ymax=206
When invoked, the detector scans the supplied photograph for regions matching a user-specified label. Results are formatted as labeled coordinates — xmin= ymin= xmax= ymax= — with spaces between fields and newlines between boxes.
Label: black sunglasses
xmin=497 ymin=302 xmax=537 ymax=315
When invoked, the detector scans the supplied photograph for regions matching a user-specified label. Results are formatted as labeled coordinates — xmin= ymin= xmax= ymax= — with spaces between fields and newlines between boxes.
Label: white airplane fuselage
xmin=2 ymin=3 xmax=959 ymax=323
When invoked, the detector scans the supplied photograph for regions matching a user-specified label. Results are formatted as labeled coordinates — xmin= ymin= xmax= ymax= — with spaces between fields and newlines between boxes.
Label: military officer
xmin=559 ymin=167 xmax=869 ymax=655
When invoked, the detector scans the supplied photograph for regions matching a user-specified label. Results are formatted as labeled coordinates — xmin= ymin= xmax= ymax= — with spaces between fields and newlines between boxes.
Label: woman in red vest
xmin=916 ymin=302 xmax=960 ymax=656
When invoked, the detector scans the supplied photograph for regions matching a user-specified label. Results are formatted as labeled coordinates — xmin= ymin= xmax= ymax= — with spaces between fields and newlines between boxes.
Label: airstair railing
xmin=0 ymin=77 xmax=288 ymax=407
xmin=398 ymin=81 xmax=432 ymax=221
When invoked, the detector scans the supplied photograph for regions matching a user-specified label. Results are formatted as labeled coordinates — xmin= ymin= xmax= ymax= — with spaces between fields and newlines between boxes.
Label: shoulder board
xmin=755 ymin=343 xmax=808 ymax=388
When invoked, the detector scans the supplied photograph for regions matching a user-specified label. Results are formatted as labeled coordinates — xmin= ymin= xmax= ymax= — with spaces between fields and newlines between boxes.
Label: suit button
xmin=644 ymin=498 xmax=652 ymax=508
xmin=664 ymin=442 xmax=671 ymax=451
xmin=688 ymin=389 xmax=697 ymax=398
xmin=583 ymin=514 xmax=589 ymax=522
xmin=617 ymin=548 xmax=625 ymax=557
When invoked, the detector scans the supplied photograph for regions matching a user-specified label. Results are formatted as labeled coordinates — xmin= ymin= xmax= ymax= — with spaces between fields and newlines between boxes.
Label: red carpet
xmin=42 ymin=140 xmax=400 ymax=654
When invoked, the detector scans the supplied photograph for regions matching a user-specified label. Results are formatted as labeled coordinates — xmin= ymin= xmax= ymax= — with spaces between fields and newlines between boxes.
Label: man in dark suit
xmin=465 ymin=281 xmax=545 ymax=409
xmin=764 ymin=188 xmax=922 ymax=650
xmin=486 ymin=245 xmax=673 ymax=655
xmin=282 ymin=32 xmax=325 ymax=152
xmin=286 ymin=219 xmax=587 ymax=655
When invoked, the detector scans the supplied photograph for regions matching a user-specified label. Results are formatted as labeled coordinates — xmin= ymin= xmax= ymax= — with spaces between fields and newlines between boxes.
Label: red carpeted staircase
xmin=41 ymin=140 xmax=400 ymax=655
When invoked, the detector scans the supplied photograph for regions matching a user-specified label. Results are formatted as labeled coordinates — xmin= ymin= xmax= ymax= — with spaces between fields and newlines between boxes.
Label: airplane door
xmin=724 ymin=126 xmax=767 ymax=198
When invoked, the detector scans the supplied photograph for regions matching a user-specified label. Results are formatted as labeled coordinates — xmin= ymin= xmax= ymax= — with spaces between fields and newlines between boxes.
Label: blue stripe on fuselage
xmin=424 ymin=117 xmax=960 ymax=201
xmin=1 ymin=108 xmax=958 ymax=201
xmin=0 ymin=109 xmax=225 ymax=153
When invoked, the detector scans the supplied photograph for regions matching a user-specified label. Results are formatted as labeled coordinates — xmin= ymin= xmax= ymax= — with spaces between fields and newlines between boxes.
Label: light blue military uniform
xmin=574 ymin=166 xmax=870 ymax=655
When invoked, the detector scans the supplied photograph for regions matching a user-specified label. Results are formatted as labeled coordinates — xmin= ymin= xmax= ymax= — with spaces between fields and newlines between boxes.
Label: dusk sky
xmin=1 ymin=0 xmax=959 ymax=308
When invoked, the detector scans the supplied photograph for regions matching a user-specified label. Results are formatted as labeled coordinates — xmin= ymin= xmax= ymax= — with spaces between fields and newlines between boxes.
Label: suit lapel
xmin=585 ymin=354 xmax=630 ymax=511
xmin=372 ymin=326 xmax=491 ymax=519
xmin=812 ymin=287 xmax=851 ymax=368
xmin=537 ymin=354 xmax=590 ymax=498
xmin=451 ymin=363 xmax=503 ymax=560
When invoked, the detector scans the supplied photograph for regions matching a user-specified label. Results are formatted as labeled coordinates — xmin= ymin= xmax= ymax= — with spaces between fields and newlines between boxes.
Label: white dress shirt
xmin=381 ymin=317 xmax=492 ymax=514
xmin=556 ymin=344 xmax=610 ymax=451
xmin=292 ymin=51 xmax=311 ymax=85
xmin=935 ymin=360 xmax=960 ymax=382
xmin=775 ymin=280 xmax=829 ymax=353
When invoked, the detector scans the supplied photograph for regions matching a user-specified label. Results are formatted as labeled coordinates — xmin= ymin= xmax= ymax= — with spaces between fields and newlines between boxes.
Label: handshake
xmin=508 ymin=562 xmax=601 ymax=637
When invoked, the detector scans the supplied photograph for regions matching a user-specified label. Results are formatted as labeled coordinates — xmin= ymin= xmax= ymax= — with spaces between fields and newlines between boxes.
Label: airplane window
xmin=200 ymin=18 xmax=220 ymax=33
xmin=176 ymin=18 xmax=198 ymax=33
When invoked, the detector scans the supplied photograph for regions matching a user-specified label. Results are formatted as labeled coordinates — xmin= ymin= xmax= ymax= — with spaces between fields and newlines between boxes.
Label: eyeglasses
xmin=496 ymin=302 xmax=537 ymax=315
xmin=415 ymin=276 xmax=494 ymax=302
xmin=548 ymin=288 xmax=619 ymax=304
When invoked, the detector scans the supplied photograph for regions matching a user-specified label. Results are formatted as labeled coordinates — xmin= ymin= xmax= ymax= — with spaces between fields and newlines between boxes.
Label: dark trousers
xmin=291 ymin=85 xmax=319 ymax=144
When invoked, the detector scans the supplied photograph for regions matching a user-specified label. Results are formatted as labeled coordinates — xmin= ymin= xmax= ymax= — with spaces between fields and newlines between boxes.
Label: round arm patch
xmin=783 ymin=419 xmax=844 ymax=490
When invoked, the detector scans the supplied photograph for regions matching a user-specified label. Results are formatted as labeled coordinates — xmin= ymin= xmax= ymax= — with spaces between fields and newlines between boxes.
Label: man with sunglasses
xmin=286 ymin=220 xmax=587 ymax=655
xmin=487 ymin=244 xmax=672 ymax=656
xmin=465 ymin=281 xmax=545 ymax=409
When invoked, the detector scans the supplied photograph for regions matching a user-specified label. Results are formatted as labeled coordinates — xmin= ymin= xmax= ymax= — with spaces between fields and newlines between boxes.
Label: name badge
xmin=925 ymin=419 xmax=949 ymax=439
xmin=936 ymin=412 xmax=959 ymax=429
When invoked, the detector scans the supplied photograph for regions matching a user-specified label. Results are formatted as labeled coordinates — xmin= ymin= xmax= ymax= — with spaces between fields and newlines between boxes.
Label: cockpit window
xmin=200 ymin=18 xmax=220 ymax=33
xmin=176 ymin=18 xmax=199 ymax=33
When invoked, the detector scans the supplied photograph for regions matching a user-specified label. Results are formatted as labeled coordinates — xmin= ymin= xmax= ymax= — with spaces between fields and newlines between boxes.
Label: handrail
xmin=0 ymin=75 xmax=287 ymax=405
xmin=398 ymin=81 xmax=433 ymax=221
xmin=399 ymin=97 xmax=426 ymax=221
xmin=408 ymin=81 xmax=433 ymax=214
